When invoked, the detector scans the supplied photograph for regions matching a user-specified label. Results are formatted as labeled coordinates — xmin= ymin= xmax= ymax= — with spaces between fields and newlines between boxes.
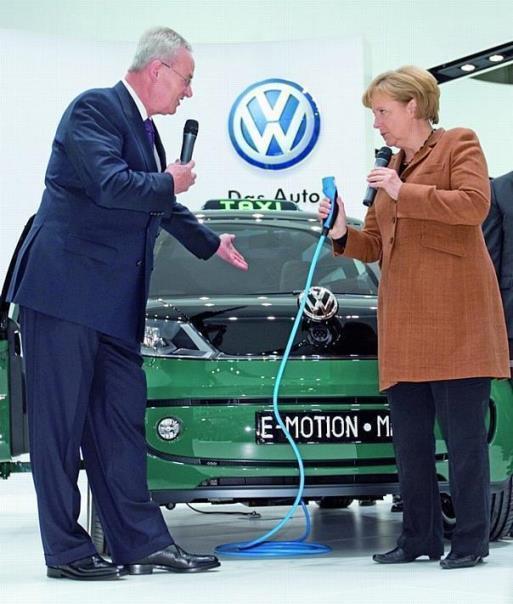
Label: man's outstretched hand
xmin=215 ymin=234 xmax=248 ymax=271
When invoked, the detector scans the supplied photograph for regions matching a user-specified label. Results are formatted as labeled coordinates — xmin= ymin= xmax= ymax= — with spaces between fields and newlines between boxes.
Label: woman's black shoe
xmin=372 ymin=546 xmax=441 ymax=564
xmin=440 ymin=552 xmax=483 ymax=569
xmin=47 ymin=554 xmax=126 ymax=580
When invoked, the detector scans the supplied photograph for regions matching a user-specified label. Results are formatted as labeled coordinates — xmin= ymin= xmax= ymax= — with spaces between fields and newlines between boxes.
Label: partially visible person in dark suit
xmin=7 ymin=26 xmax=247 ymax=581
xmin=483 ymin=171 xmax=513 ymax=374
xmin=318 ymin=65 xmax=509 ymax=570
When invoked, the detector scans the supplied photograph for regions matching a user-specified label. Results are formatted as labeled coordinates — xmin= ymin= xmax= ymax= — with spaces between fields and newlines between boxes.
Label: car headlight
xmin=142 ymin=319 xmax=215 ymax=358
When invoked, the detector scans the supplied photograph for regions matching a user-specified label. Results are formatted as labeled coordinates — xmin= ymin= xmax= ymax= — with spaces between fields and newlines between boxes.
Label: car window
xmin=150 ymin=221 xmax=379 ymax=297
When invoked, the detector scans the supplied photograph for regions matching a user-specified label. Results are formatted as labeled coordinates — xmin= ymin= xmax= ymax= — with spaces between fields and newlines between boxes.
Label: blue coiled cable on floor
xmin=215 ymin=228 xmax=333 ymax=558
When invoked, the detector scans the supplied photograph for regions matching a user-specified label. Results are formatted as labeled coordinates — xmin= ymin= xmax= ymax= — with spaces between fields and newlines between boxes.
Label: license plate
xmin=255 ymin=410 xmax=392 ymax=444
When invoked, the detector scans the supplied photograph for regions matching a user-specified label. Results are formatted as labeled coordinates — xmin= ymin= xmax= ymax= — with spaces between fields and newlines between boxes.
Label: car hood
xmin=146 ymin=294 xmax=378 ymax=358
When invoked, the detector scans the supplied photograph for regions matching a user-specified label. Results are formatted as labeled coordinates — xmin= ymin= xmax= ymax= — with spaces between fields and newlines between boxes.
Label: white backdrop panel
xmin=0 ymin=30 xmax=370 ymax=281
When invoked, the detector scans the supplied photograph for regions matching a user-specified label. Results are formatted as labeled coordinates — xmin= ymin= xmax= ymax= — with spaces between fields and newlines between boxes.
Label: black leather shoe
xmin=373 ymin=546 xmax=441 ymax=564
xmin=440 ymin=551 xmax=483 ymax=569
xmin=47 ymin=554 xmax=126 ymax=580
xmin=127 ymin=544 xmax=221 ymax=574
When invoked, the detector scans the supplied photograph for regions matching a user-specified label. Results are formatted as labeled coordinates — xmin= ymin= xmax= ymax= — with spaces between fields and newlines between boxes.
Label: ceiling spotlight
xmin=429 ymin=41 xmax=513 ymax=83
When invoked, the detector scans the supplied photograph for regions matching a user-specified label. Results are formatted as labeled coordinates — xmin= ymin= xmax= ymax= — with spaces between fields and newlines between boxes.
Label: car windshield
xmin=150 ymin=221 xmax=379 ymax=297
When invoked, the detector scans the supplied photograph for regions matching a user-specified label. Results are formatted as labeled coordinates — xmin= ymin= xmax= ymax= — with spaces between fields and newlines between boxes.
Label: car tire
xmin=86 ymin=488 xmax=109 ymax=556
xmin=490 ymin=476 xmax=513 ymax=540
xmin=442 ymin=476 xmax=513 ymax=541
xmin=316 ymin=496 xmax=354 ymax=509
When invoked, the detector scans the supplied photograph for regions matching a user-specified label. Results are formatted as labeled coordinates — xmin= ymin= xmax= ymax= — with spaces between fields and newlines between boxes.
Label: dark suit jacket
xmin=483 ymin=171 xmax=513 ymax=340
xmin=7 ymin=81 xmax=220 ymax=342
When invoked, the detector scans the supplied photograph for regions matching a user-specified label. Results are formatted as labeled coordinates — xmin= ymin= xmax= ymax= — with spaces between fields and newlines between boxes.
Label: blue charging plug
xmin=321 ymin=176 xmax=339 ymax=234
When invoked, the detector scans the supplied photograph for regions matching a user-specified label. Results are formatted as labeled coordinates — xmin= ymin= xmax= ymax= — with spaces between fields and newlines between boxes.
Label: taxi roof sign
xmin=202 ymin=199 xmax=299 ymax=211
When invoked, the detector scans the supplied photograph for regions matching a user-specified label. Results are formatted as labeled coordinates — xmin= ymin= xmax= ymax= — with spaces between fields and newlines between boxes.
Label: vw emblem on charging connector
xmin=299 ymin=287 xmax=338 ymax=322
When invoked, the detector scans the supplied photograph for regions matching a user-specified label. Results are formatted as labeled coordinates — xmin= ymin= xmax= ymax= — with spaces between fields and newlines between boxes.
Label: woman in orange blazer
xmin=318 ymin=65 xmax=509 ymax=570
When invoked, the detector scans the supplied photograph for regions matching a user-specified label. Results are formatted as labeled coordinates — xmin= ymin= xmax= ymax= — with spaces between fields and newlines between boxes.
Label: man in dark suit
xmin=7 ymin=26 xmax=247 ymax=581
xmin=483 ymin=171 xmax=513 ymax=374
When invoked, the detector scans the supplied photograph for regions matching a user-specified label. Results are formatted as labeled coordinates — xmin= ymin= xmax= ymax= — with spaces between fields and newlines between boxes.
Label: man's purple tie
xmin=143 ymin=118 xmax=155 ymax=148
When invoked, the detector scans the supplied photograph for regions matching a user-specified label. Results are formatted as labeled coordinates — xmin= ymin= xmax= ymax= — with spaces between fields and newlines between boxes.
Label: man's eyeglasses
xmin=160 ymin=61 xmax=193 ymax=87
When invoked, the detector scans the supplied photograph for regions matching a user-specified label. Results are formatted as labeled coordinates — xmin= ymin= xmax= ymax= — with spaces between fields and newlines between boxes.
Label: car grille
xmin=147 ymin=396 xmax=388 ymax=407
xmin=199 ymin=475 xmax=402 ymax=487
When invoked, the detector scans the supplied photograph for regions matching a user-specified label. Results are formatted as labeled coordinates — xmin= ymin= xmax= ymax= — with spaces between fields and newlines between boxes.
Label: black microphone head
xmin=184 ymin=119 xmax=198 ymax=135
xmin=363 ymin=146 xmax=393 ymax=207
xmin=376 ymin=146 xmax=392 ymax=163
xmin=180 ymin=119 xmax=199 ymax=163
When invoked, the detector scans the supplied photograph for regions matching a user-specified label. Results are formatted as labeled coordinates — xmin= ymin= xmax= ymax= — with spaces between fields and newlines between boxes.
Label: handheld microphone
xmin=321 ymin=176 xmax=339 ymax=234
xmin=180 ymin=119 xmax=199 ymax=163
xmin=363 ymin=146 xmax=393 ymax=207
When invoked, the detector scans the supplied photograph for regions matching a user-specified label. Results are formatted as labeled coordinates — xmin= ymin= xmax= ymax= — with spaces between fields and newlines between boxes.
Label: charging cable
xmin=215 ymin=178 xmax=339 ymax=558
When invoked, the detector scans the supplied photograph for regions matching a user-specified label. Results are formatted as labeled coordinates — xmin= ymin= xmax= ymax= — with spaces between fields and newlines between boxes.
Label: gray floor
xmin=1 ymin=472 xmax=512 ymax=604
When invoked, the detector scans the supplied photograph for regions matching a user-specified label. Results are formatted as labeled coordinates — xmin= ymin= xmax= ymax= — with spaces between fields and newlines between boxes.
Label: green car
xmin=2 ymin=199 xmax=513 ymax=544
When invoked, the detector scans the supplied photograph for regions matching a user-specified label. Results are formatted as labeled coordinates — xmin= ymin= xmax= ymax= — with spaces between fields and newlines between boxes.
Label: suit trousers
xmin=387 ymin=378 xmax=491 ymax=558
xmin=20 ymin=307 xmax=173 ymax=565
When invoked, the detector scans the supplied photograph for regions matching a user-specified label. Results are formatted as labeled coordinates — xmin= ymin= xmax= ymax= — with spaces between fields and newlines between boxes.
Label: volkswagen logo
xmin=299 ymin=287 xmax=338 ymax=322
xmin=228 ymin=78 xmax=321 ymax=170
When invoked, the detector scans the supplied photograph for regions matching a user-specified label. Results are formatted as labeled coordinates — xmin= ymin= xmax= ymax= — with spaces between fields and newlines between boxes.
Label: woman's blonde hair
xmin=362 ymin=65 xmax=440 ymax=124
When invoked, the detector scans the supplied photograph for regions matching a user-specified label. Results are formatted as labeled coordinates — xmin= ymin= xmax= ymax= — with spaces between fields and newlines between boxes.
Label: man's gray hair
xmin=129 ymin=27 xmax=191 ymax=71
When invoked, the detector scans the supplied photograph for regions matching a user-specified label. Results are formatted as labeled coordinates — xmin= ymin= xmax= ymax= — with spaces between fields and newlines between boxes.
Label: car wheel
xmin=490 ymin=476 xmax=513 ymax=540
xmin=442 ymin=476 xmax=513 ymax=541
xmin=441 ymin=493 xmax=456 ymax=539
xmin=316 ymin=496 xmax=354 ymax=509
xmin=86 ymin=488 xmax=109 ymax=556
